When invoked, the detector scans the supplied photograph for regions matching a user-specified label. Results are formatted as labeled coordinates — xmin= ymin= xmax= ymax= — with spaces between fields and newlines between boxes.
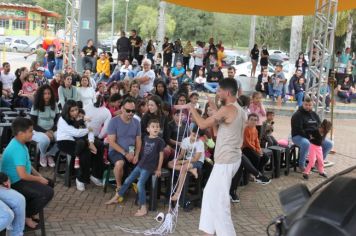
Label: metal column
xmin=64 ymin=0 xmax=81 ymax=69
xmin=306 ymin=0 xmax=338 ymax=120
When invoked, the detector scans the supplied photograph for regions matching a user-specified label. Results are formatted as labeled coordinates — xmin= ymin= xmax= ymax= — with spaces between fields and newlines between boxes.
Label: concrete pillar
xmin=76 ymin=0 xmax=98 ymax=72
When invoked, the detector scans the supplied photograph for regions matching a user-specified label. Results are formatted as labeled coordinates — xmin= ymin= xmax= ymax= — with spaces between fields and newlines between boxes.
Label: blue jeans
xmin=32 ymin=131 xmax=58 ymax=159
xmin=47 ymin=60 xmax=56 ymax=77
xmin=292 ymin=135 xmax=334 ymax=167
xmin=295 ymin=92 xmax=304 ymax=107
xmin=204 ymin=82 xmax=219 ymax=93
xmin=94 ymin=73 xmax=108 ymax=83
xmin=55 ymin=58 xmax=63 ymax=71
xmin=118 ymin=166 xmax=152 ymax=206
xmin=0 ymin=187 xmax=26 ymax=236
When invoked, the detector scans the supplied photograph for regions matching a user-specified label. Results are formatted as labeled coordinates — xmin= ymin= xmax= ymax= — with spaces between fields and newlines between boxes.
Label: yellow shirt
xmin=96 ymin=59 xmax=110 ymax=77
xmin=217 ymin=50 xmax=225 ymax=67
xmin=183 ymin=44 xmax=194 ymax=57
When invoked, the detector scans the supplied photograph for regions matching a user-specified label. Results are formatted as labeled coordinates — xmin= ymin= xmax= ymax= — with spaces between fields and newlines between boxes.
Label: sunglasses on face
xmin=125 ymin=109 xmax=136 ymax=114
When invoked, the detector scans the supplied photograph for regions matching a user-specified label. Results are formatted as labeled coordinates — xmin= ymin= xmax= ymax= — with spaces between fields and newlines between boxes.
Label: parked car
xmin=233 ymin=62 xmax=275 ymax=77
xmin=223 ymin=50 xmax=246 ymax=67
xmin=269 ymin=49 xmax=289 ymax=65
xmin=9 ymin=39 xmax=36 ymax=52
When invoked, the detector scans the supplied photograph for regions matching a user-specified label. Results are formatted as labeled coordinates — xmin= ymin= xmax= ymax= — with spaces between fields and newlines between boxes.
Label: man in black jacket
xmin=291 ymin=97 xmax=333 ymax=170
xmin=116 ymin=31 xmax=130 ymax=63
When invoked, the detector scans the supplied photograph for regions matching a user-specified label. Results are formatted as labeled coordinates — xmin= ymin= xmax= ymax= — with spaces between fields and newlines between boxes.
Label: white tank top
xmin=214 ymin=102 xmax=246 ymax=164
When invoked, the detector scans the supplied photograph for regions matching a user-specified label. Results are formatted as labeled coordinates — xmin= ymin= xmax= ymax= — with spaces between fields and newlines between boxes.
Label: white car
xmin=9 ymin=39 xmax=36 ymax=52
xmin=233 ymin=62 xmax=275 ymax=77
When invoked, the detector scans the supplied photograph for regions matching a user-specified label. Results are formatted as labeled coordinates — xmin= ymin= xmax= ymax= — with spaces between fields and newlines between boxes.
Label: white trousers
xmin=199 ymin=160 xmax=241 ymax=236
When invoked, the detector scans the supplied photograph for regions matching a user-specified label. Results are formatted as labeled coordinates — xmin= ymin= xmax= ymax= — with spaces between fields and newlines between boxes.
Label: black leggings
xmin=12 ymin=179 xmax=54 ymax=217
xmin=57 ymin=138 xmax=104 ymax=183
xmin=242 ymin=147 xmax=270 ymax=173
xmin=230 ymin=155 xmax=260 ymax=194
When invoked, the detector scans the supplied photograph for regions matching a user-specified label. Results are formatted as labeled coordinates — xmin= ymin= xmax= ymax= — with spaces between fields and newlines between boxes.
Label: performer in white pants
xmin=186 ymin=78 xmax=246 ymax=236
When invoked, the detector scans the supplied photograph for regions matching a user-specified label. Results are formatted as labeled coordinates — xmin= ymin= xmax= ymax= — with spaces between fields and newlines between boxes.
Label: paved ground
xmin=22 ymin=116 xmax=356 ymax=236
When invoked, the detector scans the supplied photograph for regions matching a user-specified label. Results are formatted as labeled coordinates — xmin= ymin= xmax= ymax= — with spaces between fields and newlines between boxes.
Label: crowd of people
xmin=0 ymin=29 xmax=339 ymax=235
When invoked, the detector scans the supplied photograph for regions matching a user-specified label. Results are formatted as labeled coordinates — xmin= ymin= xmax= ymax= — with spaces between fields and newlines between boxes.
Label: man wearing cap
xmin=35 ymin=67 xmax=48 ymax=87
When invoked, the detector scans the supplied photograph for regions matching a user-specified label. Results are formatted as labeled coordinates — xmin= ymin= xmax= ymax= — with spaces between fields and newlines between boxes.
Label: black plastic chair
xmin=148 ymin=168 xmax=171 ymax=211
xmin=179 ymin=168 xmax=203 ymax=211
xmin=53 ymin=151 xmax=75 ymax=187
xmin=263 ymin=148 xmax=275 ymax=178
xmin=24 ymin=208 xmax=46 ymax=236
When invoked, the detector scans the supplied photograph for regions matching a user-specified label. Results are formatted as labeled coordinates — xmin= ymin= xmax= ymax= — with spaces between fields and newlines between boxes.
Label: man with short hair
xmin=116 ymin=31 xmax=131 ymax=63
xmin=107 ymin=97 xmax=142 ymax=189
xmin=182 ymin=78 xmax=246 ymax=236
xmin=81 ymin=39 xmax=97 ymax=71
xmin=291 ymin=97 xmax=333 ymax=171
xmin=136 ymin=59 xmax=155 ymax=97
xmin=0 ymin=62 xmax=16 ymax=98
xmin=256 ymin=67 xmax=271 ymax=96
xmin=168 ymin=78 xmax=179 ymax=96
xmin=171 ymin=61 xmax=185 ymax=84
xmin=227 ymin=66 xmax=242 ymax=96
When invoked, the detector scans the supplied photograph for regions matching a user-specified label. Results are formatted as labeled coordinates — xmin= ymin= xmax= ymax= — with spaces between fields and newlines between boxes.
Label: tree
xmin=289 ymin=16 xmax=304 ymax=63
xmin=336 ymin=11 xmax=356 ymax=49
xmin=131 ymin=5 xmax=175 ymax=39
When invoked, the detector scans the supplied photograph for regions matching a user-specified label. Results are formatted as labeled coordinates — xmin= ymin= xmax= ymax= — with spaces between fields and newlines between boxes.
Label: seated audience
xmin=1 ymin=117 xmax=54 ymax=229
xmin=169 ymin=125 xmax=205 ymax=201
xmin=56 ymin=100 xmax=104 ymax=191
xmin=242 ymin=113 xmax=270 ymax=173
xmin=107 ymin=97 xmax=142 ymax=189
xmin=30 ymin=84 xmax=60 ymax=167
xmin=0 ymin=172 xmax=26 ymax=234
xmin=58 ymin=75 xmax=78 ymax=108
xmin=105 ymin=119 xmax=164 ymax=217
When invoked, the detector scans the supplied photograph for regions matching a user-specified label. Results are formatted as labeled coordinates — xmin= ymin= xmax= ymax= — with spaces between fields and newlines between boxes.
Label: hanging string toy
xmin=116 ymin=100 xmax=208 ymax=235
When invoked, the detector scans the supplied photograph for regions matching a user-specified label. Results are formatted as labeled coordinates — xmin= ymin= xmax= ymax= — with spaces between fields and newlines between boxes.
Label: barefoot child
xmin=303 ymin=119 xmax=332 ymax=180
xmin=168 ymin=125 xmax=205 ymax=201
xmin=105 ymin=119 xmax=164 ymax=216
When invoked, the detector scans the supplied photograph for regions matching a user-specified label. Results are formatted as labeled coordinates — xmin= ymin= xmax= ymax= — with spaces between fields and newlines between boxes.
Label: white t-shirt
xmin=84 ymin=104 xmax=112 ymax=139
xmin=137 ymin=70 xmax=155 ymax=97
xmin=181 ymin=137 xmax=205 ymax=163
xmin=0 ymin=72 xmax=16 ymax=91
xmin=120 ymin=65 xmax=132 ymax=74
xmin=77 ymin=87 xmax=96 ymax=107
xmin=194 ymin=47 xmax=204 ymax=66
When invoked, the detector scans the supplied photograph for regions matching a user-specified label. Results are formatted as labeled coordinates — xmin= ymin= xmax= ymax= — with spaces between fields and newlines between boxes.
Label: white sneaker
xmin=90 ymin=175 xmax=103 ymax=187
xmin=47 ymin=156 xmax=55 ymax=168
xmin=39 ymin=156 xmax=47 ymax=167
xmin=76 ymin=178 xmax=85 ymax=191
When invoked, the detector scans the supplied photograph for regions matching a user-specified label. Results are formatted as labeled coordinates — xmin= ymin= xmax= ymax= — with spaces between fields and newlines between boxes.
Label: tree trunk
xmin=156 ymin=1 xmax=167 ymax=53
xmin=248 ymin=15 xmax=256 ymax=55
xmin=289 ymin=15 xmax=304 ymax=64
xmin=344 ymin=13 xmax=353 ymax=49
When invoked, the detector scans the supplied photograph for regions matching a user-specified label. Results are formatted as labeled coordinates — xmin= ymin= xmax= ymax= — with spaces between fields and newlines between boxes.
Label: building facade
xmin=0 ymin=3 xmax=60 ymax=36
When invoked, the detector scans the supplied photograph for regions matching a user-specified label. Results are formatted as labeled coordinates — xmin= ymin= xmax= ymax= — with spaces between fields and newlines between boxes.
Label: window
xmin=0 ymin=19 xmax=9 ymax=29
xmin=12 ymin=20 xmax=26 ymax=30
xmin=33 ymin=21 xmax=36 ymax=30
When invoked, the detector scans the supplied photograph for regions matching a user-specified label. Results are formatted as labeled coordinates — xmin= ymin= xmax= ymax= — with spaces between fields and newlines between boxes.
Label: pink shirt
xmin=249 ymin=102 xmax=266 ymax=126
xmin=22 ymin=82 xmax=38 ymax=95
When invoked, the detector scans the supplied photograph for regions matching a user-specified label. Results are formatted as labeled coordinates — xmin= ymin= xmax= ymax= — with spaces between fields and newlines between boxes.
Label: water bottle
xmin=288 ymin=134 xmax=292 ymax=146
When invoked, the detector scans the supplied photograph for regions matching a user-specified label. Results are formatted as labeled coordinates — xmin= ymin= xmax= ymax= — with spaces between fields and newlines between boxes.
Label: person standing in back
xmin=117 ymin=31 xmax=131 ymax=63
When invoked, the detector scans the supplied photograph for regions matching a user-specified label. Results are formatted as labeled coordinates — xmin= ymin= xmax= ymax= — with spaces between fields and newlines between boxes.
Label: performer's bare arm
xmin=190 ymin=105 xmax=233 ymax=130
